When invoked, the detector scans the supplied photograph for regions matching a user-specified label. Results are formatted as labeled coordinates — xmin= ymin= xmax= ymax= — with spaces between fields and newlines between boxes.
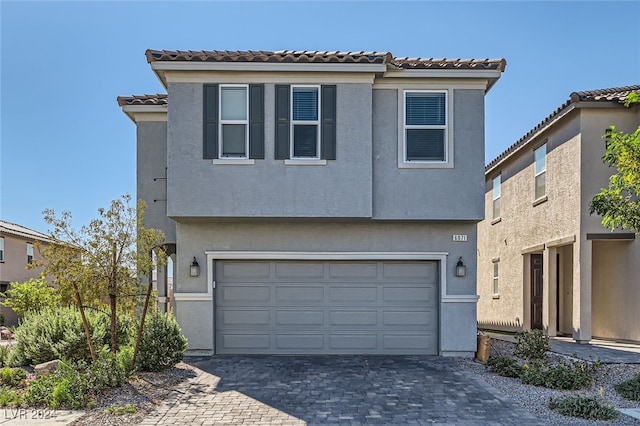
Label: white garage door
xmin=215 ymin=260 xmax=439 ymax=355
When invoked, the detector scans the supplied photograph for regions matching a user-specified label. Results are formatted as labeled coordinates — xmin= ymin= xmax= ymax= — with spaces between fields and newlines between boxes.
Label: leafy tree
xmin=35 ymin=195 xmax=166 ymax=359
xmin=0 ymin=277 xmax=60 ymax=318
xmin=589 ymin=92 xmax=640 ymax=233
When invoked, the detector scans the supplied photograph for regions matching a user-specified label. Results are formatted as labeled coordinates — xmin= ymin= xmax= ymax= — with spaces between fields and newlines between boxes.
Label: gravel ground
xmin=451 ymin=339 xmax=640 ymax=426
xmin=71 ymin=343 xmax=640 ymax=425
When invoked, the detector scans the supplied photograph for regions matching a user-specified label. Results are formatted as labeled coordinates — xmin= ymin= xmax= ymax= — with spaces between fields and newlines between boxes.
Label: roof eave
xmin=120 ymin=105 xmax=168 ymax=123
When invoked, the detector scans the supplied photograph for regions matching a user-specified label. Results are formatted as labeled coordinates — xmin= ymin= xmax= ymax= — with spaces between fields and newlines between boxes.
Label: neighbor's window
xmin=0 ymin=237 xmax=4 ymax=261
xmin=219 ymin=85 xmax=249 ymax=158
xmin=404 ymin=91 xmax=447 ymax=162
xmin=27 ymin=242 xmax=33 ymax=264
xmin=291 ymin=86 xmax=320 ymax=159
xmin=492 ymin=175 xmax=501 ymax=220
xmin=493 ymin=261 xmax=499 ymax=296
xmin=534 ymin=143 xmax=547 ymax=200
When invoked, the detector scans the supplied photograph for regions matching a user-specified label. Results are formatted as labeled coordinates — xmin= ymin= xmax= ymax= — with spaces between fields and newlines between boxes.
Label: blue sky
xmin=1 ymin=1 xmax=639 ymax=233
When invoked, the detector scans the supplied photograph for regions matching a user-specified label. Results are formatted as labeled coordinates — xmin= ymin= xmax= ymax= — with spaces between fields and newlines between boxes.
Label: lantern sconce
xmin=455 ymin=257 xmax=466 ymax=277
xmin=190 ymin=257 xmax=200 ymax=277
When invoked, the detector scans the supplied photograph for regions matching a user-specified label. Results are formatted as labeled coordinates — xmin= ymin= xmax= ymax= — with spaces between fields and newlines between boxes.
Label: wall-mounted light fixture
xmin=190 ymin=257 xmax=200 ymax=277
xmin=455 ymin=257 xmax=466 ymax=277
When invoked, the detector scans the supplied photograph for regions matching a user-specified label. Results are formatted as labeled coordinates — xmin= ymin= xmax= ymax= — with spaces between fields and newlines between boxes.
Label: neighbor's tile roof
xmin=0 ymin=220 xmax=51 ymax=242
xmin=117 ymin=94 xmax=168 ymax=107
xmin=145 ymin=49 xmax=507 ymax=71
xmin=486 ymin=84 xmax=640 ymax=172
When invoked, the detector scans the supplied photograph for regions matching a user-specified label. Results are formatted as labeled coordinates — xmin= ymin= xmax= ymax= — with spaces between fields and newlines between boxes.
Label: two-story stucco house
xmin=0 ymin=220 xmax=53 ymax=325
xmin=478 ymin=85 xmax=640 ymax=343
xmin=119 ymin=49 xmax=506 ymax=356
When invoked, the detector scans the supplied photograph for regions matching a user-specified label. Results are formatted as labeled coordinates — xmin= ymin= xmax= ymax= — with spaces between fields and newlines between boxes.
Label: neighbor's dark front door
xmin=531 ymin=254 xmax=544 ymax=330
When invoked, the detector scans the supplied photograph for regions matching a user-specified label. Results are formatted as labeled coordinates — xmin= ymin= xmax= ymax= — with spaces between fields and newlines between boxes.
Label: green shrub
xmin=521 ymin=359 xmax=598 ymax=390
xmin=515 ymin=330 xmax=550 ymax=360
xmin=487 ymin=356 xmax=523 ymax=378
xmin=1 ymin=278 xmax=59 ymax=318
xmin=6 ymin=345 xmax=27 ymax=368
xmin=11 ymin=307 xmax=134 ymax=365
xmin=0 ymin=367 xmax=27 ymax=387
xmin=136 ymin=312 xmax=187 ymax=372
xmin=0 ymin=386 xmax=22 ymax=407
xmin=0 ymin=346 xmax=10 ymax=368
xmin=87 ymin=350 xmax=129 ymax=389
xmin=549 ymin=395 xmax=618 ymax=420
xmin=615 ymin=374 xmax=640 ymax=400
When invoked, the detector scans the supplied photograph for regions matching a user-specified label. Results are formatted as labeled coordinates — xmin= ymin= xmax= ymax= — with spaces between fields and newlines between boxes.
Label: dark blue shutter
xmin=203 ymin=84 xmax=218 ymax=159
xmin=249 ymin=84 xmax=264 ymax=159
xmin=275 ymin=85 xmax=290 ymax=159
xmin=321 ymin=85 xmax=336 ymax=160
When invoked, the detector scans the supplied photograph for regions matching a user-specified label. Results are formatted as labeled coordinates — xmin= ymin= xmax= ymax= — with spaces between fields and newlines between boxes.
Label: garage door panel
xmin=275 ymin=262 xmax=324 ymax=279
xmin=221 ymin=286 xmax=270 ymax=303
xmin=383 ymin=286 xmax=435 ymax=303
xmin=220 ymin=262 xmax=271 ymax=280
xmin=222 ymin=334 xmax=270 ymax=349
xmin=329 ymin=263 xmax=378 ymax=279
xmin=276 ymin=310 xmax=324 ymax=326
xmin=383 ymin=333 xmax=437 ymax=351
xmin=383 ymin=262 xmax=435 ymax=280
xmin=383 ymin=310 xmax=436 ymax=326
xmin=220 ymin=310 xmax=270 ymax=326
xmin=329 ymin=310 xmax=378 ymax=326
xmin=275 ymin=285 xmax=324 ymax=303
xmin=329 ymin=286 xmax=377 ymax=302
xmin=216 ymin=260 xmax=439 ymax=355
xmin=276 ymin=334 xmax=324 ymax=349
xmin=330 ymin=334 xmax=378 ymax=350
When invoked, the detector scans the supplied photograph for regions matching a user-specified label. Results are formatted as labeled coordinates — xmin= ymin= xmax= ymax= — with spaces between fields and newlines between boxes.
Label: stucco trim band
xmin=586 ymin=233 xmax=636 ymax=240
xmin=547 ymin=235 xmax=576 ymax=247
xmin=521 ymin=243 xmax=545 ymax=254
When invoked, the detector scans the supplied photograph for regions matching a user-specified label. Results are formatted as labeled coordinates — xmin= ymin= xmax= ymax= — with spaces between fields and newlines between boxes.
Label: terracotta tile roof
xmin=117 ymin=94 xmax=168 ymax=107
xmin=486 ymin=85 xmax=640 ymax=172
xmin=145 ymin=49 xmax=506 ymax=71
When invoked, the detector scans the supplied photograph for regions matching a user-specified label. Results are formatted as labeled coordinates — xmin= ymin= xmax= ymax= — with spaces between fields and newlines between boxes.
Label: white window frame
xmin=27 ymin=242 xmax=34 ymax=264
xmin=492 ymin=175 xmax=501 ymax=221
xmin=534 ymin=143 xmax=547 ymax=201
xmin=492 ymin=260 xmax=499 ymax=297
xmin=0 ymin=237 xmax=4 ymax=262
xmin=218 ymin=84 xmax=249 ymax=160
xmin=290 ymin=85 xmax=321 ymax=160
xmin=398 ymin=89 xmax=452 ymax=169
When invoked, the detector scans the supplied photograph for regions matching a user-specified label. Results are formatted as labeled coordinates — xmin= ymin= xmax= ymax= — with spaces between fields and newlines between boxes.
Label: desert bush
xmin=521 ymin=359 xmax=599 ymax=390
xmin=615 ymin=374 xmax=640 ymax=401
xmin=136 ymin=312 xmax=187 ymax=372
xmin=487 ymin=356 xmax=523 ymax=378
xmin=11 ymin=307 xmax=134 ymax=365
xmin=549 ymin=395 xmax=618 ymax=420
xmin=0 ymin=367 xmax=27 ymax=387
xmin=514 ymin=330 xmax=549 ymax=360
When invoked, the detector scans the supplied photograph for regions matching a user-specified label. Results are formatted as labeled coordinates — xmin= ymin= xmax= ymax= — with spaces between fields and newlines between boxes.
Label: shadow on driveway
xmin=185 ymin=355 xmax=543 ymax=425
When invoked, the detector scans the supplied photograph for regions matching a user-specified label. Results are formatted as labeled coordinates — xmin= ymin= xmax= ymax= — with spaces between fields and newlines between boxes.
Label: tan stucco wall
xmin=479 ymin=104 xmax=640 ymax=342
xmin=478 ymin=112 xmax=583 ymax=330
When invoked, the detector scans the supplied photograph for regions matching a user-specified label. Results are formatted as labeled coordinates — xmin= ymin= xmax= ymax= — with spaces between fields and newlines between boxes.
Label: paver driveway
xmin=141 ymin=356 xmax=543 ymax=425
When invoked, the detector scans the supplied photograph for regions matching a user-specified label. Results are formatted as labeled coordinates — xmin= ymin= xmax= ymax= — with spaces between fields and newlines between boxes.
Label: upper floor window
xmin=219 ymin=85 xmax=249 ymax=158
xmin=27 ymin=242 xmax=34 ymax=264
xmin=291 ymin=86 xmax=321 ymax=159
xmin=492 ymin=260 xmax=499 ymax=297
xmin=203 ymin=84 xmax=264 ymax=162
xmin=492 ymin=175 xmax=501 ymax=221
xmin=534 ymin=143 xmax=547 ymax=200
xmin=275 ymin=85 xmax=336 ymax=162
xmin=0 ymin=237 xmax=4 ymax=262
xmin=403 ymin=91 xmax=447 ymax=163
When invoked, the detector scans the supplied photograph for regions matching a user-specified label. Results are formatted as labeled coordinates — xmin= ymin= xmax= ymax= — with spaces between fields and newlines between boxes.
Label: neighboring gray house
xmin=478 ymin=86 xmax=640 ymax=343
xmin=119 ymin=49 xmax=506 ymax=356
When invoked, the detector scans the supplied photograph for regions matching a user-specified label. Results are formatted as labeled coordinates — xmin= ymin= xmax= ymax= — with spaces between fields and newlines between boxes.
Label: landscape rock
xmin=35 ymin=359 xmax=61 ymax=376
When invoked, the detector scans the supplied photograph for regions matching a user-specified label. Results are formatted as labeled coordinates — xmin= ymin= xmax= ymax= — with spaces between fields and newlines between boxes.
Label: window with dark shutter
xmin=203 ymin=83 xmax=264 ymax=161
xmin=275 ymin=84 xmax=336 ymax=161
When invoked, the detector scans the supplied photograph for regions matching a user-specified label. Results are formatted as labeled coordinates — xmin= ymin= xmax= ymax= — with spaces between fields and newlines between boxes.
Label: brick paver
xmin=141 ymin=356 xmax=543 ymax=425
